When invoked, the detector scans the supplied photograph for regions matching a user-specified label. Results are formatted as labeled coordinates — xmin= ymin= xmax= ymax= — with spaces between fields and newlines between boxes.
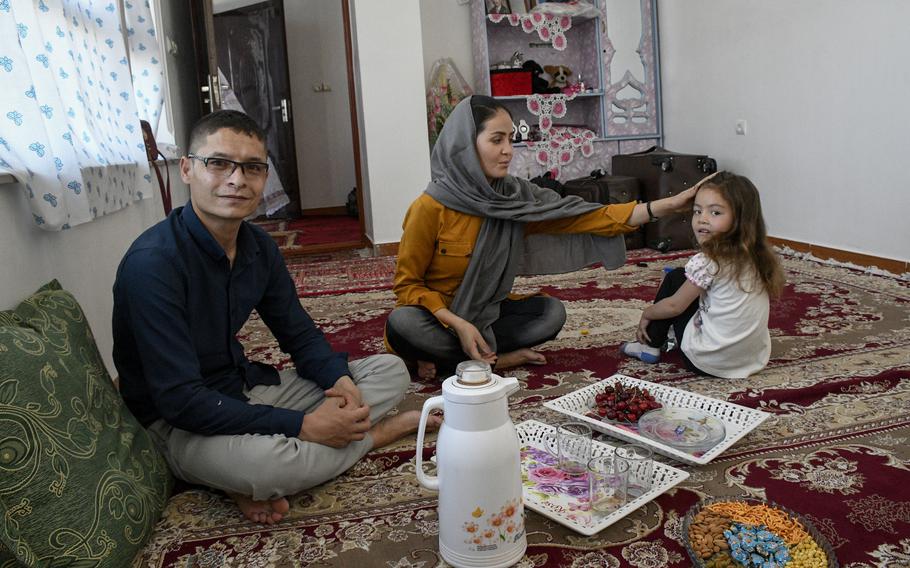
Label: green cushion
xmin=0 ymin=280 xmax=172 ymax=567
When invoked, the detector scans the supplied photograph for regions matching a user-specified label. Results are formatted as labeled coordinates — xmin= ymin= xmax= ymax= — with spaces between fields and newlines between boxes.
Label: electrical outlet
xmin=735 ymin=119 xmax=747 ymax=136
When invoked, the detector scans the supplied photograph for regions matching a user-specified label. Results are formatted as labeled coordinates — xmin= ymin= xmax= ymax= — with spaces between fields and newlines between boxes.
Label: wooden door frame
xmin=341 ymin=0 xmax=368 ymax=250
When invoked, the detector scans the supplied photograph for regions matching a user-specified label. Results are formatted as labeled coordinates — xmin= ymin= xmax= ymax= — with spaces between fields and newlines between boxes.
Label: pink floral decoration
xmin=522 ymin=19 xmax=535 ymax=32
xmin=539 ymin=27 xmax=550 ymax=41
xmin=508 ymin=13 xmax=520 ymax=25
xmin=559 ymin=15 xmax=571 ymax=28
xmin=531 ymin=12 xmax=543 ymax=23
xmin=552 ymin=34 xmax=566 ymax=50
xmin=528 ymin=99 xmax=540 ymax=113
xmin=553 ymin=102 xmax=565 ymax=116
xmin=528 ymin=466 xmax=570 ymax=484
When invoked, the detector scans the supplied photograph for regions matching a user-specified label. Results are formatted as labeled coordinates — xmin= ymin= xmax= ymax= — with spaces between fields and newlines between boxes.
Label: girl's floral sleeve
xmin=685 ymin=253 xmax=715 ymax=290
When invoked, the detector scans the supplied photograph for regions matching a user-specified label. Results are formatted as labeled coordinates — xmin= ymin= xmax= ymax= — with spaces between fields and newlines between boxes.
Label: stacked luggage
xmin=562 ymin=171 xmax=644 ymax=250
xmin=611 ymin=146 xmax=717 ymax=251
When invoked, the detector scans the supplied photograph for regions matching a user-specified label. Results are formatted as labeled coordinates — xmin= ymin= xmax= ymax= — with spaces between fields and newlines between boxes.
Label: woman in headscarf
xmin=386 ymin=95 xmax=716 ymax=379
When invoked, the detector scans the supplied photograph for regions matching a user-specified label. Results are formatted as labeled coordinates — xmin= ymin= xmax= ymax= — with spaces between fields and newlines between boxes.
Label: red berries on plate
xmin=586 ymin=382 xmax=661 ymax=424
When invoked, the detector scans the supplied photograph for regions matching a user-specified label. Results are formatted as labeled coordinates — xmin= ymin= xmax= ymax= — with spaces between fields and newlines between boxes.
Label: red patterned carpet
xmin=134 ymin=251 xmax=910 ymax=567
xmin=254 ymin=215 xmax=361 ymax=249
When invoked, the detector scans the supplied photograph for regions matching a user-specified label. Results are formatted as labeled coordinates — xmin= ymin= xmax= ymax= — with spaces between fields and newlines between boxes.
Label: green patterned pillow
xmin=0 ymin=280 xmax=172 ymax=567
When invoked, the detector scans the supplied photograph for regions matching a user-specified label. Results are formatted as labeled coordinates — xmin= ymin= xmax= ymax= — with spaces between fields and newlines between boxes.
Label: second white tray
xmin=543 ymin=374 xmax=770 ymax=465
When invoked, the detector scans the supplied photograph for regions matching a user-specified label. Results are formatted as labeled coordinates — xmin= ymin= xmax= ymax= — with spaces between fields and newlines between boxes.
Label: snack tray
xmin=681 ymin=497 xmax=840 ymax=567
xmin=516 ymin=420 xmax=689 ymax=536
xmin=544 ymin=374 xmax=770 ymax=465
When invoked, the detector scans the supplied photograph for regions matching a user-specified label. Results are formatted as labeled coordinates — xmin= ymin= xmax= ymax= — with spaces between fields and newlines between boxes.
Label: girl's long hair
xmin=698 ymin=172 xmax=785 ymax=298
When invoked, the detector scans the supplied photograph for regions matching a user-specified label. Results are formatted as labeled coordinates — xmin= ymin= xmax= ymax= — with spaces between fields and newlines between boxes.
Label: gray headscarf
xmin=425 ymin=95 xmax=627 ymax=350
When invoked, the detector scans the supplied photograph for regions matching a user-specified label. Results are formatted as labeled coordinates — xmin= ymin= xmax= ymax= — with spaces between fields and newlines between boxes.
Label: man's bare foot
xmin=495 ymin=348 xmax=547 ymax=370
xmin=417 ymin=360 xmax=437 ymax=380
xmin=369 ymin=410 xmax=443 ymax=450
xmin=228 ymin=492 xmax=290 ymax=525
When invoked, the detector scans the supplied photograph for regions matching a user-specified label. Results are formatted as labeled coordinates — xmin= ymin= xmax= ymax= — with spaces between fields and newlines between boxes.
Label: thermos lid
xmin=443 ymin=360 xmax=519 ymax=404
xmin=455 ymin=360 xmax=493 ymax=387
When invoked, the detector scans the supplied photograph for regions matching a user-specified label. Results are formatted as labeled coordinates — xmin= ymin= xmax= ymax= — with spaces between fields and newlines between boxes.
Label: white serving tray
xmin=543 ymin=374 xmax=770 ymax=465
xmin=516 ymin=420 xmax=689 ymax=536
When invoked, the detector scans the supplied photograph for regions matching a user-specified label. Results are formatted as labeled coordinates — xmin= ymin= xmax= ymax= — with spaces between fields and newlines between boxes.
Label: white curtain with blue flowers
xmin=0 ymin=0 xmax=151 ymax=231
xmin=123 ymin=0 xmax=164 ymax=136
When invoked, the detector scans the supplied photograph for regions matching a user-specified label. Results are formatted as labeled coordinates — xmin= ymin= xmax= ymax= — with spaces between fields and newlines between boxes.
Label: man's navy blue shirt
xmin=113 ymin=203 xmax=350 ymax=437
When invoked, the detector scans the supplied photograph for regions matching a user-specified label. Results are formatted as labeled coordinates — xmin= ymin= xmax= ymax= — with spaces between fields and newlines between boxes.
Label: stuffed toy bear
xmin=522 ymin=60 xmax=561 ymax=94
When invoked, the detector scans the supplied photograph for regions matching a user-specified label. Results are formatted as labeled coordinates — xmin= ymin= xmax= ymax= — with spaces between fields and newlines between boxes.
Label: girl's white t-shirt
xmin=680 ymin=253 xmax=771 ymax=378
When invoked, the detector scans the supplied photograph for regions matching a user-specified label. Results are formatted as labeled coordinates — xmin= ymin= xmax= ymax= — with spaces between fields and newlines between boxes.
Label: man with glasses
xmin=112 ymin=110 xmax=435 ymax=524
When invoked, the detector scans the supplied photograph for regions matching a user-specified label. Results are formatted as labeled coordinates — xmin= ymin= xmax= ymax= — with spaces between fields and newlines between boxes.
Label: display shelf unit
xmin=470 ymin=0 xmax=662 ymax=181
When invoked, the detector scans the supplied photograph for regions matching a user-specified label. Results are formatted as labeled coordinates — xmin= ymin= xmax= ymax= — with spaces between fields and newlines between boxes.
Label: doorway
xmin=192 ymin=0 xmax=367 ymax=254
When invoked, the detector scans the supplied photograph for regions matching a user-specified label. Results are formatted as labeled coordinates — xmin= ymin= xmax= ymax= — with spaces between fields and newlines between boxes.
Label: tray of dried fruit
xmin=681 ymin=497 xmax=839 ymax=567
xmin=516 ymin=420 xmax=689 ymax=536
xmin=543 ymin=374 xmax=770 ymax=465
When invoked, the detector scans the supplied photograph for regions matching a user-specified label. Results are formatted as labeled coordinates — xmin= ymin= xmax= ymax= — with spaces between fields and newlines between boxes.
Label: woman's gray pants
xmin=385 ymin=296 xmax=567 ymax=373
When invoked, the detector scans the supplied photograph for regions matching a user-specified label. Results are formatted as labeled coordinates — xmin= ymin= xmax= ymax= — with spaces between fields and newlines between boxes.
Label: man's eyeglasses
xmin=187 ymin=154 xmax=269 ymax=178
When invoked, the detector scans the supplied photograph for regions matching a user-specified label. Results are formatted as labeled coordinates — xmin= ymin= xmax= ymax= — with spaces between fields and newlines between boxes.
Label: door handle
xmin=271 ymin=99 xmax=290 ymax=122
xmin=211 ymin=74 xmax=222 ymax=109
xmin=202 ymin=77 xmax=214 ymax=113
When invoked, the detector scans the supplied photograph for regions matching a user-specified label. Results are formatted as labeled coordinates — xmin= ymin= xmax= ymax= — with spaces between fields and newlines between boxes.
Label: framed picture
xmin=486 ymin=0 xmax=511 ymax=15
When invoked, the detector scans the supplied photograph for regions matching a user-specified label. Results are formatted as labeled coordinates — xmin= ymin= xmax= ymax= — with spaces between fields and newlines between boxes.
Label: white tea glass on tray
xmin=587 ymin=455 xmax=629 ymax=513
xmin=615 ymin=444 xmax=653 ymax=498
xmin=547 ymin=422 xmax=592 ymax=476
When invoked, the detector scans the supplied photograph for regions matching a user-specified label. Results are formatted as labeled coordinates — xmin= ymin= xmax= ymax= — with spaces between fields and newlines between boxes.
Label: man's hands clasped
xmin=299 ymin=376 xmax=371 ymax=448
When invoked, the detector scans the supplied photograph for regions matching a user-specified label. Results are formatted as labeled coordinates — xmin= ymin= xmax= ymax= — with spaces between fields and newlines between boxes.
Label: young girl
xmin=620 ymin=172 xmax=785 ymax=378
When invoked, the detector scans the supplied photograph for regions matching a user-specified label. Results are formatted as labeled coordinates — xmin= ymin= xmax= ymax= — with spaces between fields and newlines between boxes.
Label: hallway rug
xmin=134 ymin=252 xmax=910 ymax=567
xmin=255 ymin=215 xmax=362 ymax=249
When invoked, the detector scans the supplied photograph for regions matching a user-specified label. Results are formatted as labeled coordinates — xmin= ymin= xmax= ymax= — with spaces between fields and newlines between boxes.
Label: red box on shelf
xmin=490 ymin=70 xmax=532 ymax=96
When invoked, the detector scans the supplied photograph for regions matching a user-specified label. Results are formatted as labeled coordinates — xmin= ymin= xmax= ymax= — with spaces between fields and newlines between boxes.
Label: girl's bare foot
xmin=369 ymin=410 xmax=443 ymax=450
xmin=228 ymin=493 xmax=290 ymax=525
xmin=417 ymin=360 xmax=437 ymax=380
xmin=495 ymin=348 xmax=547 ymax=370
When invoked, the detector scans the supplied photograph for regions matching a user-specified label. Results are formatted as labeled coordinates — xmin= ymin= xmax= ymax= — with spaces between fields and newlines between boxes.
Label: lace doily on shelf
xmin=488 ymin=12 xmax=573 ymax=50
xmin=527 ymin=126 xmax=596 ymax=178
xmin=525 ymin=93 xmax=578 ymax=131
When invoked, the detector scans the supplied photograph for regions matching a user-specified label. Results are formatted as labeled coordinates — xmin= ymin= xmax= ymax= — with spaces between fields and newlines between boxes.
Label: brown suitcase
xmin=612 ymin=147 xmax=717 ymax=251
xmin=563 ymin=172 xmax=644 ymax=250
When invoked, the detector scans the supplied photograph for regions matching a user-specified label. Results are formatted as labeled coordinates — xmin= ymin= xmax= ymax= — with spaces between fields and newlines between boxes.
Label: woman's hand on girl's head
xmin=670 ymin=186 xmax=698 ymax=213
xmin=662 ymin=172 xmax=722 ymax=215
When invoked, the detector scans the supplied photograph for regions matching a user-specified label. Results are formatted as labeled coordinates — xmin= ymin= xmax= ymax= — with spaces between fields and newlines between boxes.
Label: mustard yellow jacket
xmin=393 ymin=193 xmax=638 ymax=316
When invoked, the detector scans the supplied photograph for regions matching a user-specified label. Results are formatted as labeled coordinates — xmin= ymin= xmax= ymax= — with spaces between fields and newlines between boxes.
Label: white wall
xmin=350 ymin=0 xmax=431 ymax=244
xmin=658 ymin=0 xmax=910 ymax=262
xmin=0 ymin=168 xmax=188 ymax=375
xmin=420 ymin=0 xmax=474 ymax=87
